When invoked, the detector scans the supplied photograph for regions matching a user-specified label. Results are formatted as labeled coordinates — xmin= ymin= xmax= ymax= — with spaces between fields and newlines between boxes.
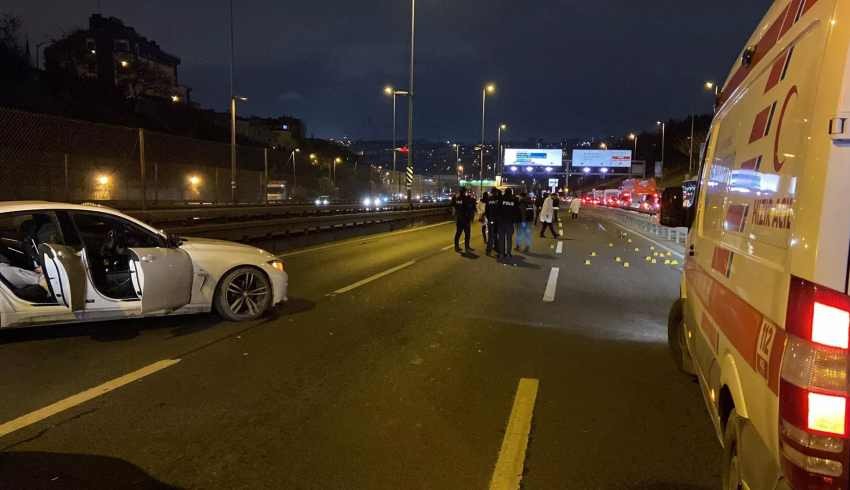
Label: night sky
xmin=8 ymin=0 xmax=773 ymax=141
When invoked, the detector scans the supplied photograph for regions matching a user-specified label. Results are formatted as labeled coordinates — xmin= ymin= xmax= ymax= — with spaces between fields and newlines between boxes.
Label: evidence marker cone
xmin=652 ymin=259 xmax=657 ymax=264
xmin=615 ymin=257 xmax=622 ymax=262
xmin=624 ymin=262 xmax=630 ymax=268
xmin=645 ymin=256 xmax=652 ymax=262
xmin=585 ymin=259 xmax=592 ymax=265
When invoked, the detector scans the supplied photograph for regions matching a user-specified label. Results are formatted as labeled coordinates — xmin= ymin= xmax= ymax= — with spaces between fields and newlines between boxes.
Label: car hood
xmin=179 ymin=236 xmax=275 ymax=259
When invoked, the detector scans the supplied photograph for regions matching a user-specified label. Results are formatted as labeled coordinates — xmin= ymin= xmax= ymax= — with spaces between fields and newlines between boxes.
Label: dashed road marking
xmin=542 ymin=267 xmax=560 ymax=303
xmin=555 ymin=241 xmax=564 ymax=255
xmin=333 ymin=260 xmax=417 ymax=294
xmin=489 ymin=378 xmax=540 ymax=490
xmin=0 ymin=359 xmax=181 ymax=440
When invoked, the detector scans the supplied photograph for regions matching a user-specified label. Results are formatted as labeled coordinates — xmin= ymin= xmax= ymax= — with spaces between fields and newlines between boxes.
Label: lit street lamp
xmin=628 ymin=133 xmax=637 ymax=155
xmin=657 ymin=120 xmax=666 ymax=175
xmin=704 ymin=80 xmax=719 ymax=96
xmin=497 ymin=123 xmax=507 ymax=177
xmin=384 ymin=86 xmax=410 ymax=196
xmin=480 ymin=83 xmax=496 ymax=193
xmin=230 ymin=95 xmax=247 ymax=202
xmin=599 ymin=142 xmax=608 ymax=150
xmin=333 ymin=157 xmax=343 ymax=185
xmin=289 ymin=148 xmax=301 ymax=195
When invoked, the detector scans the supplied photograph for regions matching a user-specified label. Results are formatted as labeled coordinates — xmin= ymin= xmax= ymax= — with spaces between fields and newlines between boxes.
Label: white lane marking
xmin=0 ymin=359 xmax=181 ymax=440
xmin=542 ymin=267 xmax=560 ymax=302
xmin=611 ymin=222 xmax=685 ymax=259
xmin=280 ymin=221 xmax=453 ymax=258
xmin=441 ymin=244 xmax=456 ymax=251
xmin=555 ymin=241 xmax=564 ymax=255
xmin=332 ymin=260 xmax=417 ymax=295
xmin=489 ymin=378 xmax=540 ymax=490
xmin=597 ymin=223 xmax=606 ymax=231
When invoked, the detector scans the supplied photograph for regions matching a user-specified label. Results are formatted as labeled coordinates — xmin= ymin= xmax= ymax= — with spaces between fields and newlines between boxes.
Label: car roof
xmin=0 ymin=201 xmax=122 ymax=214
xmin=0 ymin=201 xmax=163 ymax=234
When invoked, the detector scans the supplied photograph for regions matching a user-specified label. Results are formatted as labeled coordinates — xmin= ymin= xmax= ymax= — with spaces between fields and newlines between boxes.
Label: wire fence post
xmin=63 ymin=153 xmax=70 ymax=202
xmin=139 ymin=128 xmax=146 ymax=210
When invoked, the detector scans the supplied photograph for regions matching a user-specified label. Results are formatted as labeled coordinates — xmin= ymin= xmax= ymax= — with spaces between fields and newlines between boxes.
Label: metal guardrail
xmin=591 ymin=206 xmax=689 ymax=245
xmin=125 ymin=202 xmax=450 ymax=229
xmin=155 ymin=205 xmax=451 ymax=242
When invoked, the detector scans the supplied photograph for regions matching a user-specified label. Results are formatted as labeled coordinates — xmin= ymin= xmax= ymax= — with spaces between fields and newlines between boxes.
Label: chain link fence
xmin=0 ymin=107 xmax=268 ymax=208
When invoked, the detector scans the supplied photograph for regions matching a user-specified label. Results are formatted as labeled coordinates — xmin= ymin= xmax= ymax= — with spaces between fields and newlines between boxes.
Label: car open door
xmin=127 ymin=247 xmax=193 ymax=314
xmin=39 ymin=243 xmax=87 ymax=312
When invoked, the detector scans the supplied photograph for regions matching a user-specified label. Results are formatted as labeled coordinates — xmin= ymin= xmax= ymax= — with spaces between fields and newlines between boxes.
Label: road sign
xmin=548 ymin=178 xmax=559 ymax=189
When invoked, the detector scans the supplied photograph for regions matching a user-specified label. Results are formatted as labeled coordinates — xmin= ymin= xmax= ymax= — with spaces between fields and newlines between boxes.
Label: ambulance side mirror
xmin=660 ymin=186 xmax=691 ymax=228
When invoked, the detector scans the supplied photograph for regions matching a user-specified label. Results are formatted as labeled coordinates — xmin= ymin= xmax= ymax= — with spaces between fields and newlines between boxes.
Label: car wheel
xmin=722 ymin=411 xmax=745 ymax=490
xmin=215 ymin=267 xmax=272 ymax=322
xmin=668 ymin=298 xmax=696 ymax=375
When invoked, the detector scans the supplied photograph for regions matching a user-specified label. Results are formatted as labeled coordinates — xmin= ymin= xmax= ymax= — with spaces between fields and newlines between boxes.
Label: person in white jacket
xmin=569 ymin=196 xmax=582 ymax=219
xmin=539 ymin=194 xmax=559 ymax=238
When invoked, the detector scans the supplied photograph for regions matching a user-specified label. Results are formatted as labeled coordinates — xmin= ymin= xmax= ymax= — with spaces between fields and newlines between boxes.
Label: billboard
xmin=572 ymin=149 xmax=633 ymax=168
xmin=503 ymin=149 xmax=563 ymax=167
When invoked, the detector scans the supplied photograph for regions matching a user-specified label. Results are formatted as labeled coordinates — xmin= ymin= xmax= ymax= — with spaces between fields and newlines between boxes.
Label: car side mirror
xmin=660 ymin=186 xmax=692 ymax=228
xmin=166 ymin=233 xmax=183 ymax=248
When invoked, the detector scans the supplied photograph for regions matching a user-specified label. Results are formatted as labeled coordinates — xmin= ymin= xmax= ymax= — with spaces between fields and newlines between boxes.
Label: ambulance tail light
xmin=779 ymin=277 xmax=850 ymax=488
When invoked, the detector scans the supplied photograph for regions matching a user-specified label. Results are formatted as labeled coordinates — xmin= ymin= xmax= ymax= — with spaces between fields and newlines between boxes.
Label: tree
xmin=119 ymin=59 xmax=177 ymax=100
xmin=0 ymin=13 xmax=29 ymax=81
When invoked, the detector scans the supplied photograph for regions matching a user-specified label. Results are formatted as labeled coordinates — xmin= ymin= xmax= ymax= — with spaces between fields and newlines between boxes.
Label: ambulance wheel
xmin=722 ymin=411 xmax=744 ymax=490
xmin=668 ymin=299 xmax=696 ymax=376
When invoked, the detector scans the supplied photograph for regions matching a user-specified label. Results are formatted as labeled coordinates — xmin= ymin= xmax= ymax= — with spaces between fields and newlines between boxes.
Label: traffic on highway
xmin=3 ymin=0 xmax=850 ymax=489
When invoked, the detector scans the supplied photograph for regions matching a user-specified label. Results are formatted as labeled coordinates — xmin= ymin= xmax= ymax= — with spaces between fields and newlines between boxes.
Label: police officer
xmin=451 ymin=187 xmax=477 ymax=252
xmin=485 ymin=188 xmax=502 ymax=256
xmin=497 ymin=188 xmax=519 ymax=259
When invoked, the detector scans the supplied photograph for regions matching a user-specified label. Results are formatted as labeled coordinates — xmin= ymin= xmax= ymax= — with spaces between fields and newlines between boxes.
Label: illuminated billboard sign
xmin=572 ymin=149 xmax=633 ymax=168
xmin=503 ymin=149 xmax=563 ymax=168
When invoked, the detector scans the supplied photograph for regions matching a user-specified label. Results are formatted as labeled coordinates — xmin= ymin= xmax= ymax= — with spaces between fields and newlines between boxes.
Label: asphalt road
xmin=0 ymin=210 xmax=720 ymax=489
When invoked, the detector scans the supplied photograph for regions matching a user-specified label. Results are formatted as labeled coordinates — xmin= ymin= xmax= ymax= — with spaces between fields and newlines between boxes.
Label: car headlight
xmin=363 ymin=198 xmax=372 ymax=206
xmin=315 ymin=199 xmax=321 ymax=206
xmin=268 ymin=260 xmax=285 ymax=273
xmin=323 ymin=200 xmax=329 ymax=205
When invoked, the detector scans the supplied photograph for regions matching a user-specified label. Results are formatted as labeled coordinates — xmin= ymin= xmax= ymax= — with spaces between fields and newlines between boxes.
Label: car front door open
xmin=128 ymin=247 xmax=193 ymax=314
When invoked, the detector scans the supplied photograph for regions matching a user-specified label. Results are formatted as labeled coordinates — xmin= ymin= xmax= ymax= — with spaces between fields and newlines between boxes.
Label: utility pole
xmin=406 ymin=0 xmax=416 ymax=202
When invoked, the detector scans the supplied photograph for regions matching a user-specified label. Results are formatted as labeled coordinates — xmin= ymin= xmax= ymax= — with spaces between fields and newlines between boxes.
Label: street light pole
xmin=406 ymin=0 xmax=415 ymax=201
xmin=230 ymin=96 xmax=236 ymax=202
xmin=479 ymin=84 xmax=495 ymax=194
xmin=385 ymin=87 xmax=410 ymax=198
xmin=657 ymin=121 xmax=666 ymax=177
xmin=497 ymin=124 xmax=506 ymax=178
xmin=289 ymin=148 xmax=300 ymax=195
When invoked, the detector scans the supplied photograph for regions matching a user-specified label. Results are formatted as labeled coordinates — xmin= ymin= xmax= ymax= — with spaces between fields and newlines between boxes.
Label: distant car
xmin=0 ymin=201 xmax=288 ymax=329
xmin=314 ymin=196 xmax=331 ymax=206
xmin=362 ymin=196 xmax=386 ymax=208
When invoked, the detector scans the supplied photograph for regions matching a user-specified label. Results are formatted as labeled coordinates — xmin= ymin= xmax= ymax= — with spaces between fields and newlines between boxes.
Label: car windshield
xmin=0 ymin=2 xmax=782 ymax=489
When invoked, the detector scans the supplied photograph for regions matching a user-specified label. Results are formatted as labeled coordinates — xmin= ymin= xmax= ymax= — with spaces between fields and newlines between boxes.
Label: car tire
xmin=722 ymin=411 xmax=745 ymax=490
xmin=215 ymin=266 xmax=272 ymax=322
xmin=668 ymin=298 xmax=696 ymax=375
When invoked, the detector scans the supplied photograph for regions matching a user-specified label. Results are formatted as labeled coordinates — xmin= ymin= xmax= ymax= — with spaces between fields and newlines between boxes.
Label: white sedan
xmin=0 ymin=201 xmax=288 ymax=329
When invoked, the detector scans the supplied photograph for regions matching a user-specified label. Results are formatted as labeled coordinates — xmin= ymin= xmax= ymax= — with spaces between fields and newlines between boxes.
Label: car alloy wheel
xmin=216 ymin=267 xmax=271 ymax=321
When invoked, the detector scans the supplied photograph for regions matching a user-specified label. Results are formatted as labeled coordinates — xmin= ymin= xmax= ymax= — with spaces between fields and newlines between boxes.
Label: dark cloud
xmin=7 ymin=0 xmax=772 ymax=141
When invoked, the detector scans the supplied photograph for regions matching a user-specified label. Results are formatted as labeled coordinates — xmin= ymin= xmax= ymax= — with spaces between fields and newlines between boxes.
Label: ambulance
xmin=661 ymin=1 xmax=850 ymax=488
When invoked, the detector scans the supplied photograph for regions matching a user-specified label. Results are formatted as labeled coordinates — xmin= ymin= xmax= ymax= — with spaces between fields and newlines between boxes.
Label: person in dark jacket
xmin=485 ymin=188 xmax=502 ymax=256
xmin=452 ymin=187 xmax=477 ymax=252
xmin=497 ymin=188 xmax=518 ymax=259
xmin=515 ymin=192 xmax=535 ymax=252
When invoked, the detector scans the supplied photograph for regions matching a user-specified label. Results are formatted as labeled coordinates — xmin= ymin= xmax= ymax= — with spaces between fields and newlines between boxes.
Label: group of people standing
xmin=452 ymin=187 xmax=579 ymax=259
